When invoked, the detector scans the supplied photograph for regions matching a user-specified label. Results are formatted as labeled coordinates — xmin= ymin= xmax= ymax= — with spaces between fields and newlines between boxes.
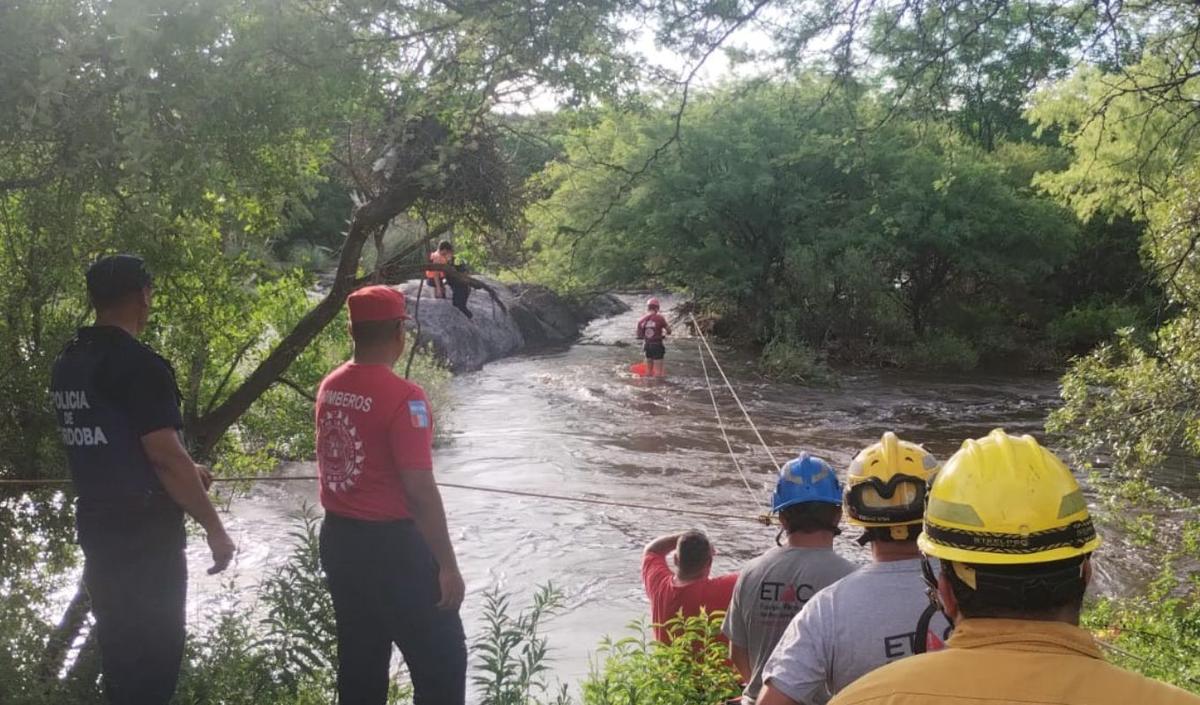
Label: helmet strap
xmin=920 ymin=555 xmax=957 ymax=630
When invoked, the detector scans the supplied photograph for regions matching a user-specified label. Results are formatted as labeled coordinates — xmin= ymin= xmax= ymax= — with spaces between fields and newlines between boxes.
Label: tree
xmin=529 ymin=82 xmax=1075 ymax=364
xmin=0 ymin=0 xmax=643 ymax=472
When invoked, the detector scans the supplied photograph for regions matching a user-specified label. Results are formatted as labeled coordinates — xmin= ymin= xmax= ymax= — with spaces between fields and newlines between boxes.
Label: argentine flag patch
xmin=408 ymin=400 xmax=430 ymax=429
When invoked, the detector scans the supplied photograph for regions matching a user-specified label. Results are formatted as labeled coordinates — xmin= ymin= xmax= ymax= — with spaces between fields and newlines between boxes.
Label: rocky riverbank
xmin=398 ymin=278 xmax=628 ymax=372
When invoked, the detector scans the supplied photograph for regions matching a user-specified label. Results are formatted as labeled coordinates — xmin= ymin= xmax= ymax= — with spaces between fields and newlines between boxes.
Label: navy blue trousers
xmin=78 ymin=499 xmax=187 ymax=705
xmin=320 ymin=513 xmax=467 ymax=705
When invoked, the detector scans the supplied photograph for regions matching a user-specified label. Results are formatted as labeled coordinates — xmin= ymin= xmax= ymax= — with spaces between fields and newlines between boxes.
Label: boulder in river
xmin=398 ymin=279 xmax=627 ymax=372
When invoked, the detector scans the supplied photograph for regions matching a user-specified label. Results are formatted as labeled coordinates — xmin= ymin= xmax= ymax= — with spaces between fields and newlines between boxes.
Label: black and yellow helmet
xmin=844 ymin=432 xmax=938 ymax=536
xmin=918 ymin=429 xmax=1100 ymax=565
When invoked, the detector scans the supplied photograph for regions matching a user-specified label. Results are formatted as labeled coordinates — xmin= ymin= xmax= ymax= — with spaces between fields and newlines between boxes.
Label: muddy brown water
xmin=40 ymin=295 xmax=1193 ymax=695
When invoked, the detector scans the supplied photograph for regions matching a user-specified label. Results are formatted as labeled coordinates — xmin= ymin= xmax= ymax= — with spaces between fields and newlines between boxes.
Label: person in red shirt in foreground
xmin=635 ymin=297 xmax=671 ymax=377
xmin=642 ymin=530 xmax=738 ymax=643
xmin=315 ymin=285 xmax=466 ymax=705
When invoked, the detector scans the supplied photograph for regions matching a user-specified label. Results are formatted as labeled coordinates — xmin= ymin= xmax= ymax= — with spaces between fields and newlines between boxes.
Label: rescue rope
xmin=0 ymin=476 xmax=772 ymax=525
xmin=697 ymin=340 xmax=761 ymax=508
xmin=689 ymin=313 xmax=782 ymax=473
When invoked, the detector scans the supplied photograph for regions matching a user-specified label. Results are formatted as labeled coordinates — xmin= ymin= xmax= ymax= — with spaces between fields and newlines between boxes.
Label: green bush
xmin=580 ymin=613 xmax=741 ymax=705
xmin=760 ymin=338 xmax=836 ymax=385
xmin=1083 ymin=564 xmax=1200 ymax=693
xmin=1048 ymin=302 xmax=1142 ymax=355
xmin=899 ymin=331 xmax=980 ymax=371
xmin=473 ymin=585 xmax=570 ymax=705
xmin=174 ymin=506 xmax=339 ymax=704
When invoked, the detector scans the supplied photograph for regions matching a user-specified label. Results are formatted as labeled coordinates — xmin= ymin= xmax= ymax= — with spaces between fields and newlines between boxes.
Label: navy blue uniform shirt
xmin=50 ymin=326 xmax=183 ymax=504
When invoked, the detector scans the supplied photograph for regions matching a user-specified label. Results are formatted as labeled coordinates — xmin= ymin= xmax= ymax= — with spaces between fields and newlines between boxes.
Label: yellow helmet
xmin=845 ymin=433 xmax=937 ymax=539
xmin=918 ymin=429 xmax=1100 ymax=565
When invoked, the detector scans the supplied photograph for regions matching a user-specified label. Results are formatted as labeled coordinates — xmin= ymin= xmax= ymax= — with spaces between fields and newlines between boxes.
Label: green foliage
xmin=900 ymin=331 xmax=979 ymax=371
xmin=173 ymin=598 xmax=332 ymax=705
xmin=580 ymin=613 xmax=740 ymax=705
xmin=528 ymin=81 xmax=1086 ymax=370
xmin=174 ymin=508 xmax=338 ymax=704
xmin=760 ymin=339 xmax=835 ymax=386
xmin=258 ymin=508 xmax=338 ymax=686
xmin=1083 ymin=565 xmax=1200 ymax=693
xmin=1047 ymin=302 xmax=1142 ymax=355
xmin=473 ymin=585 xmax=570 ymax=705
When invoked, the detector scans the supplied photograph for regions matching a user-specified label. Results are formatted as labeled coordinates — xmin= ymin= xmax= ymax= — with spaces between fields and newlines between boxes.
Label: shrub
xmin=1048 ymin=302 xmax=1142 ymax=355
xmin=899 ymin=331 xmax=979 ymax=371
xmin=473 ymin=585 xmax=570 ymax=705
xmin=760 ymin=338 xmax=835 ymax=385
xmin=1083 ymin=564 xmax=1200 ymax=693
xmin=580 ymin=613 xmax=741 ymax=705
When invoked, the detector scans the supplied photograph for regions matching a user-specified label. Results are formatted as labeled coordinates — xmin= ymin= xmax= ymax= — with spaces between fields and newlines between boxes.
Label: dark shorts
xmin=644 ymin=341 xmax=666 ymax=360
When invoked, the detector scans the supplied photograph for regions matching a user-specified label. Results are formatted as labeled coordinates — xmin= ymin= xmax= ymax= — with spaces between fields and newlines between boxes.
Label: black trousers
xmin=77 ymin=499 xmax=187 ymax=705
xmin=320 ymin=513 xmax=467 ymax=705
xmin=449 ymin=284 xmax=473 ymax=319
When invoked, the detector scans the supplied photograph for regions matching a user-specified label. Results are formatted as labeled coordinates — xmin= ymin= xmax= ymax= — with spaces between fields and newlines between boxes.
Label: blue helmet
xmin=772 ymin=453 xmax=843 ymax=512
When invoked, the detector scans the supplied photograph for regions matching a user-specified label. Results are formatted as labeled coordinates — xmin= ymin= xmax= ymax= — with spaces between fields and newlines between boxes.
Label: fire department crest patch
xmin=318 ymin=409 xmax=365 ymax=492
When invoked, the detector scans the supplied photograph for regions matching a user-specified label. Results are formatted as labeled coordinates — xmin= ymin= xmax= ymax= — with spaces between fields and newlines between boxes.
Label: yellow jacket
xmin=829 ymin=618 xmax=1200 ymax=705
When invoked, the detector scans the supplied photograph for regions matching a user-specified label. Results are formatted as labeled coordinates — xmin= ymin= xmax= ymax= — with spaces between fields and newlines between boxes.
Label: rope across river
xmin=0 ymin=475 xmax=771 ymax=524
xmin=2 ymin=317 xmax=1190 ymax=685
xmin=2 ymin=314 xmax=779 ymax=524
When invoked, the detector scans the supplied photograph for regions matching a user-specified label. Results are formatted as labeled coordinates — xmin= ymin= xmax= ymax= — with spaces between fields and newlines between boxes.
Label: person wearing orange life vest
xmin=827 ymin=429 xmax=1200 ymax=705
xmin=425 ymin=240 xmax=453 ymax=299
xmin=636 ymin=297 xmax=671 ymax=377
xmin=757 ymin=433 xmax=951 ymax=705
xmin=316 ymin=285 xmax=466 ymax=705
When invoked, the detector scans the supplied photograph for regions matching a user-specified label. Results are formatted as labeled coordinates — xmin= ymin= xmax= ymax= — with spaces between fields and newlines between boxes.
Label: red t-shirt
xmin=636 ymin=313 xmax=669 ymax=343
xmin=315 ymin=362 xmax=433 ymax=521
xmin=641 ymin=552 xmax=737 ymax=643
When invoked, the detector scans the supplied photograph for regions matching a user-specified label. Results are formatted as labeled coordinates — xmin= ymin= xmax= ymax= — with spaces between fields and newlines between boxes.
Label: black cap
xmin=86 ymin=254 xmax=153 ymax=307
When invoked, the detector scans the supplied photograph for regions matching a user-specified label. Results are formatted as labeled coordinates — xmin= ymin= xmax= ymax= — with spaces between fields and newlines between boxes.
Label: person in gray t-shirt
xmin=722 ymin=453 xmax=856 ymax=704
xmin=758 ymin=433 xmax=950 ymax=705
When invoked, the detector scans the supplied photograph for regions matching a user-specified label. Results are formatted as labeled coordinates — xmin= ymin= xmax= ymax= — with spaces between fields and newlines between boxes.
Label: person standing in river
xmin=723 ymin=454 xmax=856 ymax=705
xmin=50 ymin=254 xmax=236 ymax=705
xmin=757 ymin=433 xmax=950 ymax=705
xmin=316 ymin=284 xmax=466 ymax=705
xmin=636 ymin=297 xmax=670 ymax=377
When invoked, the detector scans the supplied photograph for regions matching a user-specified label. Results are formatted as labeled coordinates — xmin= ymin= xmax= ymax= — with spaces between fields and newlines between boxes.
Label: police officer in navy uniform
xmin=50 ymin=254 xmax=235 ymax=705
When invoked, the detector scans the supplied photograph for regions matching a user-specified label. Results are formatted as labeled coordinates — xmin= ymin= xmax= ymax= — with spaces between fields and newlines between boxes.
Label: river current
xmin=182 ymin=294 xmax=1168 ymax=692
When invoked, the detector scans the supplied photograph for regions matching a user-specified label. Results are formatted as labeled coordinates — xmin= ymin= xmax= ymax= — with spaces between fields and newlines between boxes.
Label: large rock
xmin=399 ymin=279 xmax=524 ymax=372
xmin=509 ymin=284 xmax=581 ymax=346
xmin=397 ymin=278 xmax=617 ymax=372
xmin=577 ymin=292 xmax=629 ymax=320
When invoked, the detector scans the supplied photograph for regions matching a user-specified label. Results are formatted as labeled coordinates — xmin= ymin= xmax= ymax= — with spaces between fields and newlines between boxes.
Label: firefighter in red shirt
xmin=315 ymin=285 xmax=466 ymax=705
xmin=642 ymin=530 xmax=738 ymax=644
xmin=636 ymin=297 xmax=671 ymax=377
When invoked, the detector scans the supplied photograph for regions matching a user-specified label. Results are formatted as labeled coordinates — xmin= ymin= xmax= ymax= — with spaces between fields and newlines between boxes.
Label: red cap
xmin=347 ymin=285 xmax=409 ymax=323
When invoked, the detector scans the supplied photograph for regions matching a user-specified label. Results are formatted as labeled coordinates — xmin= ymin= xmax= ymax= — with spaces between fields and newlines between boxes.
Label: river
xmin=181 ymin=294 xmax=1166 ymax=694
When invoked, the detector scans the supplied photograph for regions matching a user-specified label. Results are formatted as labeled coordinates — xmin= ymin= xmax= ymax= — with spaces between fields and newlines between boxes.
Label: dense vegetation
xmin=1 ymin=0 xmax=1200 ymax=701
xmin=525 ymin=84 xmax=1130 ymax=372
